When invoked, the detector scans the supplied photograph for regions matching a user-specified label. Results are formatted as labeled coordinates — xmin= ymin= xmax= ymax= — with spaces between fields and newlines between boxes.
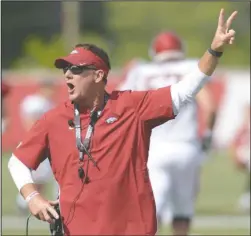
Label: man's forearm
xmin=8 ymin=155 xmax=38 ymax=199
xmin=21 ymin=183 xmax=39 ymax=200
xmin=197 ymin=50 xmax=219 ymax=131
xmin=171 ymin=45 xmax=225 ymax=115
xmin=198 ymin=50 xmax=219 ymax=76
xmin=170 ymin=62 xmax=211 ymax=115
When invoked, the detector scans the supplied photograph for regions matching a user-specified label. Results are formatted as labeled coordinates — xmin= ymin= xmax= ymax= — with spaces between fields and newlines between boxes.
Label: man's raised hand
xmin=211 ymin=8 xmax=238 ymax=52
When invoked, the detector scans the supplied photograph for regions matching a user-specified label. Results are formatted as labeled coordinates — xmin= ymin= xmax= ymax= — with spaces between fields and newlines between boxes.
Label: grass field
xmin=159 ymin=226 xmax=250 ymax=235
xmin=2 ymin=150 xmax=250 ymax=235
xmin=2 ymin=227 xmax=250 ymax=236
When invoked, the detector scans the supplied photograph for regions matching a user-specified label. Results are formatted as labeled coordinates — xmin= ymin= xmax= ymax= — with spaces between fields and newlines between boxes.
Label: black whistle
xmin=78 ymin=167 xmax=90 ymax=183
xmin=78 ymin=167 xmax=85 ymax=179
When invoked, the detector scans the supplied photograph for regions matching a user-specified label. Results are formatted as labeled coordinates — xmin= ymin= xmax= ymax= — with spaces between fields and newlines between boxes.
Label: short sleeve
xmin=130 ymin=86 xmax=175 ymax=128
xmin=13 ymin=115 xmax=49 ymax=170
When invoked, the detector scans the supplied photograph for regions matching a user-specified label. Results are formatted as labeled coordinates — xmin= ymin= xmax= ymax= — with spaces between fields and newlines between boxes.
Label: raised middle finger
xmin=226 ymin=11 xmax=238 ymax=31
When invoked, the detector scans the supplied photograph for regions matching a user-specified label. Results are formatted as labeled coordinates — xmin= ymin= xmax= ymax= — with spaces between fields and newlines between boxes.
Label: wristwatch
xmin=208 ymin=48 xmax=223 ymax=57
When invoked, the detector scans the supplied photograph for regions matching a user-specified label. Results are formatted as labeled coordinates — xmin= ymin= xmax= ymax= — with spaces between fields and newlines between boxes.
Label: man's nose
xmin=65 ymin=70 xmax=73 ymax=81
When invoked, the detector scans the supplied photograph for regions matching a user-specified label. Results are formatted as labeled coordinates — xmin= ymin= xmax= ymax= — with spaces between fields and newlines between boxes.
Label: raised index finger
xmin=218 ymin=8 xmax=225 ymax=27
xmin=226 ymin=11 xmax=238 ymax=31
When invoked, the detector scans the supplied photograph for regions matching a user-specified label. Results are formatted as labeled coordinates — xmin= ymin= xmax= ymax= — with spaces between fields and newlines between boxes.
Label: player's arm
xmin=8 ymin=116 xmax=59 ymax=223
xmin=171 ymin=9 xmax=237 ymax=115
xmin=197 ymin=85 xmax=217 ymax=131
xmin=197 ymin=84 xmax=217 ymax=151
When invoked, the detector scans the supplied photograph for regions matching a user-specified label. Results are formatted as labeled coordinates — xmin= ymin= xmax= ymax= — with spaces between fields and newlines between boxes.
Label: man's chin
xmin=69 ymin=94 xmax=84 ymax=105
xmin=69 ymin=94 xmax=78 ymax=102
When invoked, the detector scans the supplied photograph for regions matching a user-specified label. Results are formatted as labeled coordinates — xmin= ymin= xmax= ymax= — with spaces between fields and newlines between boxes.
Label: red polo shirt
xmin=14 ymin=87 xmax=175 ymax=235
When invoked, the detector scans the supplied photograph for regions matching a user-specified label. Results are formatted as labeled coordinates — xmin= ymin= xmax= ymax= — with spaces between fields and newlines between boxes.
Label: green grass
xmin=195 ymin=151 xmax=248 ymax=215
xmin=2 ymin=227 xmax=249 ymax=236
xmin=160 ymin=227 xmax=250 ymax=235
xmin=2 ymin=229 xmax=49 ymax=236
xmin=2 ymin=151 xmax=248 ymax=216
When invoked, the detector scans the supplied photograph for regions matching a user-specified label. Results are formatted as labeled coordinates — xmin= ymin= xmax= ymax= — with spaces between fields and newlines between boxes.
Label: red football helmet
xmin=149 ymin=31 xmax=185 ymax=61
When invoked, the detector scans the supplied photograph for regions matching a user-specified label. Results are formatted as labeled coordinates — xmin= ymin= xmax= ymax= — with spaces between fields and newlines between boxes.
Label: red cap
xmin=54 ymin=47 xmax=109 ymax=74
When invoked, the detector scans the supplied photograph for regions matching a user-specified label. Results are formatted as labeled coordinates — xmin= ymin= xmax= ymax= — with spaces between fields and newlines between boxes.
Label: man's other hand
xmin=28 ymin=195 xmax=59 ymax=224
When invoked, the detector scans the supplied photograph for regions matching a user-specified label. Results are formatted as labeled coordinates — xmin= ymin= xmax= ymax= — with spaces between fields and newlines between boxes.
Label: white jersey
xmin=20 ymin=94 xmax=54 ymax=120
xmin=120 ymin=59 xmax=200 ymax=145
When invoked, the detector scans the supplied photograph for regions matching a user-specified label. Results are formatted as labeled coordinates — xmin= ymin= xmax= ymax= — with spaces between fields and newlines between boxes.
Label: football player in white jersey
xmin=120 ymin=32 xmax=217 ymax=236
xmin=16 ymin=79 xmax=58 ymax=214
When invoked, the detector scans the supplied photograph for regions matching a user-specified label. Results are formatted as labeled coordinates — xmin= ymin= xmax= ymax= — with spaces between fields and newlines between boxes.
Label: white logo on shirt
xmin=106 ymin=117 xmax=118 ymax=124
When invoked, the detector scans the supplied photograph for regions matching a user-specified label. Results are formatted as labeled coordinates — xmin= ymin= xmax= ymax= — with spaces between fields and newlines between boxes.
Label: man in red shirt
xmin=8 ymin=9 xmax=237 ymax=235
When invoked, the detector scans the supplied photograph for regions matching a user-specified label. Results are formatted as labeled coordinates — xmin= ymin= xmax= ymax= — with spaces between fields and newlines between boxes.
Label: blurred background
xmin=1 ymin=1 xmax=250 ymax=235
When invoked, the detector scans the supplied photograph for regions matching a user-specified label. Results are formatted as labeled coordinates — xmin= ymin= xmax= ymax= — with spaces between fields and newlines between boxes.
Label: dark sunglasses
xmin=63 ymin=65 xmax=97 ymax=75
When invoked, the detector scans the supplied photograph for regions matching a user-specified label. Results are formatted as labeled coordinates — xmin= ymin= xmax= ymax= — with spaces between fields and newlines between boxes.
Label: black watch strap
xmin=208 ymin=48 xmax=223 ymax=57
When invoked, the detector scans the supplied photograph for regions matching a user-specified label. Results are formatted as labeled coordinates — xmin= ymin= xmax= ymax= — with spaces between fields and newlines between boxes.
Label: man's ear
xmin=94 ymin=70 xmax=105 ymax=83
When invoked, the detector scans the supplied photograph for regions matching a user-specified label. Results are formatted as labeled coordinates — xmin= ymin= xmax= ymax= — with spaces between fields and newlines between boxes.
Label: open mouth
xmin=67 ymin=82 xmax=75 ymax=91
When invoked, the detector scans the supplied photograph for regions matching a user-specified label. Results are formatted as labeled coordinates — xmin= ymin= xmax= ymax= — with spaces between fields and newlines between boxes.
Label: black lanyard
xmin=73 ymin=93 xmax=109 ymax=165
